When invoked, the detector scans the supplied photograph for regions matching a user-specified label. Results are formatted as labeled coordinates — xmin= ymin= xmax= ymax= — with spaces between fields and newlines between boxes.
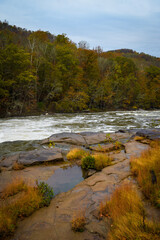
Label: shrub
xmin=81 ymin=155 xmax=95 ymax=169
xmin=37 ymin=181 xmax=54 ymax=207
xmin=93 ymin=153 xmax=112 ymax=170
xmin=66 ymin=148 xmax=87 ymax=160
xmin=131 ymin=144 xmax=160 ymax=206
xmin=71 ymin=211 xmax=86 ymax=232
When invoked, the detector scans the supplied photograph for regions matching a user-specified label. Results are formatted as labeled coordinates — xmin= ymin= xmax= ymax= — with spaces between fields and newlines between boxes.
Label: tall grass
xmin=1 ymin=178 xmax=26 ymax=199
xmin=131 ymin=143 xmax=160 ymax=207
xmin=0 ymin=178 xmax=53 ymax=238
xmin=99 ymin=184 xmax=160 ymax=240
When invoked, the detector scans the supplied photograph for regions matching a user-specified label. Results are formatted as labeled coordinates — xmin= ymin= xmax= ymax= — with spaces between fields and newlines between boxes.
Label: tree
xmin=78 ymin=40 xmax=89 ymax=49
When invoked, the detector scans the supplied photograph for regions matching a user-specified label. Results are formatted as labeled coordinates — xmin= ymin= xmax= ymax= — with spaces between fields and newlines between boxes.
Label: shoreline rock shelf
xmin=0 ymin=129 xmax=160 ymax=239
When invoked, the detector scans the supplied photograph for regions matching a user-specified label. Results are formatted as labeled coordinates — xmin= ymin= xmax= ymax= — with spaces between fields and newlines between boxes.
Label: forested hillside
xmin=0 ymin=21 xmax=160 ymax=117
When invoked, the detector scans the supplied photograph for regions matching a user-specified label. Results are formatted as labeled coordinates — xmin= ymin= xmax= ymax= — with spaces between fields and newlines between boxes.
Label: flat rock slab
xmin=0 ymin=154 xmax=19 ymax=168
xmin=41 ymin=131 xmax=132 ymax=147
xmin=41 ymin=132 xmax=86 ymax=146
xmin=90 ymin=143 xmax=121 ymax=152
xmin=125 ymin=141 xmax=149 ymax=158
xmin=135 ymin=129 xmax=160 ymax=140
xmin=18 ymin=148 xmax=63 ymax=166
xmin=2 ymin=129 xmax=157 ymax=240
xmin=109 ymin=150 xmax=126 ymax=163
xmin=81 ymin=132 xmax=109 ymax=145
xmin=0 ymin=148 xmax=63 ymax=168
xmin=0 ymin=164 xmax=66 ymax=193
xmin=12 ymin=157 xmax=132 ymax=240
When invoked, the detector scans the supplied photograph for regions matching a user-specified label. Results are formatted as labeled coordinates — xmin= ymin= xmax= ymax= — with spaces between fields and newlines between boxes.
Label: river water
xmin=0 ymin=110 xmax=160 ymax=143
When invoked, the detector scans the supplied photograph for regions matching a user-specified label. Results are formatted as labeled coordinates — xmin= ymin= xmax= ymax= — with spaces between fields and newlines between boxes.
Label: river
xmin=0 ymin=110 xmax=160 ymax=143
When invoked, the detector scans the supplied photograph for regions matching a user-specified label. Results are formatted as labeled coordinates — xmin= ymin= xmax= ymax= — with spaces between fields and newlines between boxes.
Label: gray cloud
xmin=0 ymin=0 xmax=160 ymax=56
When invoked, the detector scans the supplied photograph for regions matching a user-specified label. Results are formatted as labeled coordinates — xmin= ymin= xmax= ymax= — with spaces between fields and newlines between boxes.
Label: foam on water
xmin=0 ymin=110 xmax=160 ymax=143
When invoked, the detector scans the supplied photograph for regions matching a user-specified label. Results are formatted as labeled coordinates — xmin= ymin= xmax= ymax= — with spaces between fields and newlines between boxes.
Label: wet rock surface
xmin=0 ymin=129 xmax=160 ymax=240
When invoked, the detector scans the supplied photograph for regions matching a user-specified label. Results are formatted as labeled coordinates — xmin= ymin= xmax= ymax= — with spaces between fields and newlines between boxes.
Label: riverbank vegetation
xmin=66 ymin=148 xmax=88 ymax=160
xmin=0 ymin=178 xmax=54 ymax=238
xmin=67 ymin=148 xmax=112 ymax=170
xmin=131 ymin=142 xmax=160 ymax=207
xmin=0 ymin=20 xmax=160 ymax=117
xmin=99 ymin=184 xmax=160 ymax=240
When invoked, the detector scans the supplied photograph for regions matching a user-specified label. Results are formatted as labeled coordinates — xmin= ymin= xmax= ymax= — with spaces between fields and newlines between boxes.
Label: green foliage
xmin=0 ymin=21 xmax=160 ymax=116
xmin=114 ymin=141 xmax=122 ymax=149
xmin=37 ymin=181 xmax=54 ymax=207
xmin=81 ymin=155 xmax=95 ymax=169
xmin=48 ymin=141 xmax=55 ymax=148
xmin=106 ymin=133 xmax=113 ymax=143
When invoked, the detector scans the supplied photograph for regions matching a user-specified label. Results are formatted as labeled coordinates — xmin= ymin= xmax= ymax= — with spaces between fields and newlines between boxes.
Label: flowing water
xmin=0 ymin=110 xmax=160 ymax=142
xmin=0 ymin=110 xmax=160 ymax=143
xmin=0 ymin=110 xmax=160 ymax=196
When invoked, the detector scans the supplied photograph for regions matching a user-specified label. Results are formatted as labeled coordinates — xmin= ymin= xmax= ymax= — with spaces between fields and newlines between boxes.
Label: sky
xmin=0 ymin=0 xmax=160 ymax=57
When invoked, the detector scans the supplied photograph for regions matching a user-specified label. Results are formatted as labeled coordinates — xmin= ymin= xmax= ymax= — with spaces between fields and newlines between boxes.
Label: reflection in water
xmin=46 ymin=165 xmax=85 ymax=196
xmin=0 ymin=110 xmax=160 ymax=143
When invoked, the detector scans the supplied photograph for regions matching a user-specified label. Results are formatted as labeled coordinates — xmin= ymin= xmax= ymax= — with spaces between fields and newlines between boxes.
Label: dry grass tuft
xmin=134 ymin=136 xmax=145 ymax=141
xmin=108 ymin=212 xmax=160 ymax=240
xmin=1 ymin=178 xmax=26 ymax=199
xmin=99 ymin=184 xmax=143 ymax=220
xmin=71 ymin=210 xmax=86 ymax=232
xmin=131 ymin=143 xmax=160 ymax=206
xmin=93 ymin=153 xmax=112 ymax=170
xmin=66 ymin=148 xmax=88 ymax=160
xmin=12 ymin=161 xmax=25 ymax=170
xmin=99 ymin=184 xmax=160 ymax=240
xmin=0 ymin=178 xmax=52 ymax=238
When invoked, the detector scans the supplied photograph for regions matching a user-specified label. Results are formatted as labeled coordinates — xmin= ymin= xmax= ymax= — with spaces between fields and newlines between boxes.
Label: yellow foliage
xmin=0 ymin=178 xmax=43 ymax=237
xmin=99 ymin=184 xmax=160 ymax=240
xmin=92 ymin=153 xmax=112 ymax=170
xmin=131 ymin=144 xmax=160 ymax=205
xmin=1 ymin=178 xmax=26 ymax=199
xmin=12 ymin=162 xmax=25 ymax=170
xmin=66 ymin=148 xmax=88 ymax=160
xmin=71 ymin=211 xmax=86 ymax=232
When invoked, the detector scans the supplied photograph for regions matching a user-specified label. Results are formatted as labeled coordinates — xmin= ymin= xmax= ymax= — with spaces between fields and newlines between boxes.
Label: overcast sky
xmin=0 ymin=0 xmax=160 ymax=57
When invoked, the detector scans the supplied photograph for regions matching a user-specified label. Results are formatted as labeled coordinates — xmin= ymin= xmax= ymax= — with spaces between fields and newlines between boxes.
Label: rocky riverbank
xmin=0 ymin=129 xmax=160 ymax=239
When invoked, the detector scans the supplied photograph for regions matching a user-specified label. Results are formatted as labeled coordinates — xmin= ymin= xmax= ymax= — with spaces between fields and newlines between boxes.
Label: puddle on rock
xmin=46 ymin=165 xmax=85 ymax=196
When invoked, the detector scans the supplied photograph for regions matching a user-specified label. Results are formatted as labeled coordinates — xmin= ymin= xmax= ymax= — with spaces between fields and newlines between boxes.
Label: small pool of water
xmin=46 ymin=165 xmax=85 ymax=196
